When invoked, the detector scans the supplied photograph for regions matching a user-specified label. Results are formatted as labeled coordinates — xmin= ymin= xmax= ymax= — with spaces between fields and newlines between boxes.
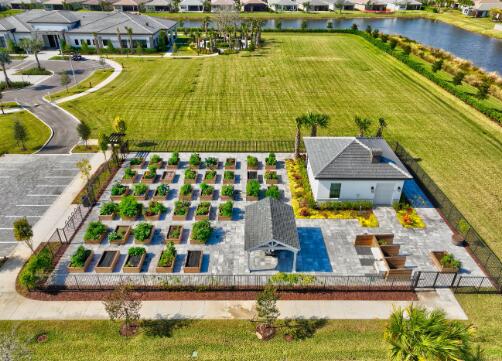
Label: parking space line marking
xmin=27 ymin=194 xmax=59 ymax=197
xmin=35 ymin=185 xmax=65 ymax=187
xmin=16 ymin=204 xmax=51 ymax=207
xmin=44 ymin=176 xmax=74 ymax=179
xmin=3 ymin=215 xmax=42 ymax=218
xmin=0 ymin=227 xmax=14 ymax=230
xmin=0 ymin=176 xmax=10 ymax=179
xmin=0 ymin=241 xmax=17 ymax=244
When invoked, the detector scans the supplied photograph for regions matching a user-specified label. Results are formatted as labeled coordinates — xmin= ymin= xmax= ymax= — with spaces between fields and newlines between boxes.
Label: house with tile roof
xmin=303 ymin=137 xmax=412 ymax=205
xmin=268 ymin=0 xmax=297 ymax=11
xmin=144 ymin=0 xmax=172 ymax=11
xmin=461 ymin=0 xmax=502 ymax=17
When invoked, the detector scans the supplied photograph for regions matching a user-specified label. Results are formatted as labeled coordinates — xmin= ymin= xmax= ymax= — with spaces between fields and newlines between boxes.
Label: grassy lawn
xmin=48 ymin=68 xmax=114 ymax=102
xmin=0 ymin=111 xmax=51 ymax=154
xmin=62 ymin=33 xmax=502 ymax=258
xmin=0 ymin=294 xmax=500 ymax=360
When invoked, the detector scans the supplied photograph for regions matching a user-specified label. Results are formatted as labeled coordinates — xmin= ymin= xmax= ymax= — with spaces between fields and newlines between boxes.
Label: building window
xmin=87 ymin=39 xmax=91 ymax=45
xmin=329 ymin=183 xmax=341 ymax=199
xmin=0 ymin=36 xmax=5 ymax=48
xmin=74 ymin=39 xmax=79 ymax=45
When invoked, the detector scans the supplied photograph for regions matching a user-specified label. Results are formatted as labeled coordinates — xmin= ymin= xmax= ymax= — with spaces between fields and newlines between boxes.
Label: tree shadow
xmin=142 ymin=319 xmax=192 ymax=338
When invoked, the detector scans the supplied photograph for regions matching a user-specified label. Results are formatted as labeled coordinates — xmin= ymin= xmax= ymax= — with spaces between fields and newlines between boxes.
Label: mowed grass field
xmin=1 ymin=295 xmax=502 ymax=361
xmin=0 ymin=111 xmax=51 ymax=154
xmin=62 ymin=33 xmax=502 ymax=258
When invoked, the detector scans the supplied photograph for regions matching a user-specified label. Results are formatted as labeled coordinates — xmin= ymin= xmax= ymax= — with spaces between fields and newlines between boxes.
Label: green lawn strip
xmin=0 ymin=9 xmax=23 ymax=18
xmin=0 ymin=111 xmax=51 ymax=154
xmin=0 ymin=102 xmax=20 ymax=108
xmin=60 ymin=33 xmax=502 ymax=258
xmin=49 ymin=55 xmax=69 ymax=60
xmin=48 ymin=68 xmax=114 ymax=102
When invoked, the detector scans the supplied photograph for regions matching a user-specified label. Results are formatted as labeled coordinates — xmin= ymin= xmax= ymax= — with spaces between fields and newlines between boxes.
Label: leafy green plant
xmin=100 ymin=202 xmax=119 ymax=215
xmin=221 ymin=185 xmax=234 ymax=197
xmin=127 ymin=247 xmax=146 ymax=261
xmin=130 ymin=158 xmax=142 ymax=166
xmin=70 ymin=246 xmax=91 ymax=267
xmin=189 ymin=153 xmax=201 ymax=166
xmin=191 ymin=220 xmax=212 ymax=243
xmin=143 ymin=165 xmax=157 ymax=179
xmin=268 ymin=272 xmax=315 ymax=286
xmin=225 ymin=158 xmax=235 ymax=167
xmin=119 ymin=196 xmax=141 ymax=218
xmin=111 ymin=182 xmax=127 ymax=196
xmin=440 ymin=253 xmax=462 ymax=269
xmin=18 ymin=247 xmax=53 ymax=289
xmin=150 ymin=154 xmax=162 ymax=164
xmin=224 ymin=171 xmax=234 ymax=180
xmin=180 ymin=184 xmax=192 ymax=196
xmin=158 ymin=242 xmax=176 ymax=267
xmin=168 ymin=225 xmax=182 ymax=239
xmin=133 ymin=183 xmax=148 ymax=196
xmin=247 ymin=180 xmax=260 ymax=197
xmin=123 ymin=167 xmax=136 ymax=179
xmin=108 ymin=231 xmax=123 ymax=242
xmin=168 ymin=152 xmax=179 ymax=165
xmin=84 ymin=221 xmax=107 ymax=241
xmin=265 ymin=171 xmax=278 ymax=180
xmin=266 ymin=185 xmax=280 ymax=200
xmin=219 ymin=201 xmax=233 ymax=217
xmin=174 ymin=201 xmax=190 ymax=215
xmin=196 ymin=202 xmax=211 ymax=215
xmin=204 ymin=170 xmax=216 ymax=180
xmin=184 ymin=169 xmax=197 ymax=180
xmin=265 ymin=153 xmax=277 ymax=166
xmin=205 ymin=157 xmax=218 ymax=168
xmin=133 ymin=222 xmax=153 ymax=242
xmin=144 ymin=201 xmax=166 ymax=216
xmin=200 ymin=183 xmax=214 ymax=196
xmin=156 ymin=184 xmax=169 ymax=196
xmin=247 ymin=155 xmax=258 ymax=167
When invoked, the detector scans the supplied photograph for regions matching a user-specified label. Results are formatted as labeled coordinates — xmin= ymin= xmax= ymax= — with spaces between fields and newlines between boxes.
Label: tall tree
xmin=0 ymin=49 xmax=12 ymax=88
xmin=19 ymin=38 xmax=43 ymax=69
xmin=375 ymin=117 xmax=387 ymax=137
xmin=13 ymin=217 xmax=34 ymax=253
xmin=99 ymin=133 xmax=109 ymax=164
xmin=77 ymin=122 xmax=91 ymax=148
xmin=294 ymin=114 xmax=308 ymax=159
xmin=60 ymin=71 xmax=70 ymax=92
xmin=126 ymin=27 xmax=134 ymax=50
xmin=13 ymin=120 xmax=28 ymax=150
xmin=103 ymin=283 xmax=142 ymax=337
xmin=255 ymin=285 xmax=279 ymax=340
xmin=77 ymin=158 xmax=92 ymax=182
xmin=303 ymin=112 xmax=329 ymax=137
xmin=354 ymin=116 xmax=372 ymax=137
xmin=385 ymin=305 xmax=476 ymax=361
xmin=92 ymin=32 xmax=101 ymax=54
xmin=116 ymin=28 xmax=123 ymax=54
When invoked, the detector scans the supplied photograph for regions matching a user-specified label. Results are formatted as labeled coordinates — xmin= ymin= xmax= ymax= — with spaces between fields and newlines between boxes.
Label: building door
xmin=374 ymin=183 xmax=394 ymax=205
xmin=47 ymin=35 xmax=60 ymax=49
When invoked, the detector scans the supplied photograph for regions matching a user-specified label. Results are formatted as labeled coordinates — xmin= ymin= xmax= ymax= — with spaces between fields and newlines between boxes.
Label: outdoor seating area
xmin=47 ymin=152 xmax=488 ymax=286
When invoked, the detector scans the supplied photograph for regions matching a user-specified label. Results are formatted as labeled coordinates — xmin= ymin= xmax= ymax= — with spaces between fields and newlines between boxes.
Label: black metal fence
xmin=395 ymin=143 xmax=502 ymax=292
xmin=77 ymin=155 xmax=122 ymax=206
xmin=47 ymin=205 xmax=90 ymax=244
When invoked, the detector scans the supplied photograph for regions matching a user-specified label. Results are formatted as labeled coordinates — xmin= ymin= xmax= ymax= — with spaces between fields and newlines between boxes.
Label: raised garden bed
xmin=119 ymin=196 xmax=142 ymax=221
xmin=144 ymin=201 xmax=166 ymax=221
xmin=265 ymin=171 xmax=280 ymax=185
xmin=203 ymin=170 xmax=217 ymax=184
xmin=184 ymin=169 xmax=198 ymax=184
xmin=132 ymin=183 xmax=149 ymax=201
xmin=220 ymin=185 xmax=234 ymax=201
xmin=184 ymin=250 xmax=202 ymax=273
xmin=167 ymin=152 xmax=180 ymax=170
xmin=160 ymin=171 xmax=175 ymax=184
xmin=156 ymin=242 xmax=177 ymax=273
xmin=166 ymin=225 xmax=183 ymax=244
xmin=246 ymin=180 xmax=260 ymax=202
xmin=199 ymin=183 xmax=214 ymax=201
xmin=354 ymin=234 xmax=394 ymax=247
xmin=141 ymin=166 xmax=158 ymax=184
xmin=173 ymin=201 xmax=190 ymax=221
xmin=123 ymin=247 xmax=146 ymax=273
xmin=205 ymin=157 xmax=219 ymax=170
xmin=383 ymin=256 xmax=412 ymax=280
xmin=153 ymin=184 xmax=169 ymax=201
xmin=247 ymin=155 xmax=259 ymax=170
xmin=134 ymin=223 xmax=154 ymax=244
xmin=195 ymin=202 xmax=211 ymax=221
xmin=149 ymin=154 xmax=164 ymax=169
xmin=95 ymin=250 xmax=120 ymax=273
xmin=109 ymin=225 xmax=131 ymax=245
xmin=121 ymin=168 xmax=137 ymax=184
xmin=84 ymin=221 xmax=107 ymax=245
xmin=224 ymin=158 xmax=236 ymax=170
xmin=218 ymin=201 xmax=233 ymax=221
xmin=129 ymin=158 xmax=144 ymax=170
xmin=247 ymin=171 xmax=258 ymax=181
xmin=380 ymin=244 xmax=401 ymax=257
xmin=110 ymin=183 xmax=129 ymax=201
xmin=68 ymin=246 xmax=93 ymax=273
xmin=190 ymin=220 xmax=212 ymax=244
xmin=265 ymin=185 xmax=281 ymax=200
xmin=189 ymin=153 xmax=202 ymax=170
xmin=430 ymin=251 xmax=461 ymax=273
xmin=179 ymin=184 xmax=194 ymax=201
xmin=265 ymin=153 xmax=277 ymax=170
xmin=223 ymin=170 xmax=235 ymax=184
xmin=99 ymin=202 xmax=119 ymax=221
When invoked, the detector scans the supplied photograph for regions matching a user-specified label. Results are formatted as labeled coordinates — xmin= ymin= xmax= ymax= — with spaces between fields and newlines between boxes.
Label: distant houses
xmin=461 ymin=0 xmax=502 ymax=17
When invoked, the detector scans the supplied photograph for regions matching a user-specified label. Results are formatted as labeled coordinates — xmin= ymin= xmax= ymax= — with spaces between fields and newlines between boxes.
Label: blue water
xmin=403 ymin=179 xmax=434 ymax=208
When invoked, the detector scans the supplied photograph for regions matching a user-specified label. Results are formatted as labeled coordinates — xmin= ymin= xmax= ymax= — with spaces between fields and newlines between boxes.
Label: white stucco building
xmin=303 ymin=137 xmax=412 ymax=206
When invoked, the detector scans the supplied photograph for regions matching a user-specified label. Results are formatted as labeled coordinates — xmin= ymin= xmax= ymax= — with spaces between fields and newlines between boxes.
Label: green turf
xmin=61 ymin=33 xmax=502 ymax=258
xmin=0 ymin=111 xmax=51 ymax=154
xmin=49 ymin=68 xmax=114 ymax=101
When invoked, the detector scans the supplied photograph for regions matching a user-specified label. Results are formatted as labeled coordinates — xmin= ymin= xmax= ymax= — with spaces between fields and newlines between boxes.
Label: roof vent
xmin=371 ymin=148 xmax=383 ymax=163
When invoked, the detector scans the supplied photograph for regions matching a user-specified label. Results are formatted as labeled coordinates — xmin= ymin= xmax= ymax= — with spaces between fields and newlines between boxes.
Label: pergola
xmin=244 ymin=198 xmax=300 ymax=272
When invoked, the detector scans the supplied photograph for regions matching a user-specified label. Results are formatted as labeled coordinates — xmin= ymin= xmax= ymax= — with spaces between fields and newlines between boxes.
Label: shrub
xmin=19 ymin=247 xmax=53 ymax=289
xmin=0 ymin=81 xmax=31 ymax=91
xmin=168 ymin=152 xmax=179 ymax=165
xmin=351 ymin=23 xmax=358 ymax=31
xmin=476 ymin=80 xmax=490 ymax=99
xmin=84 ymin=221 xmax=107 ymax=241
xmin=246 ymin=180 xmax=260 ymax=197
xmin=372 ymin=29 xmax=379 ymax=38
xmin=174 ymin=201 xmax=190 ymax=215
xmin=191 ymin=220 xmax=212 ymax=243
xmin=204 ymin=170 xmax=216 ymax=180
xmin=269 ymin=272 xmax=315 ymax=286
xmin=221 ymin=185 xmax=234 ymax=197
xmin=180 ymin=184 xmax=193 ymax=196
xmin=432 ymin=59 xmax=444 ymax=73
xmin=205 ymin=157 xmax=218 ymax=168
xmin=100 ymin=202 xmax=119 ymax=215
xmin=219 ymin=201 xmax=233 ymax=217
xmin=365 ymin=25 xmax=372 ymax=34
xmin=128 ymin=247 xmax=146 ymax=256
xmin=70 ymin=246 xmax=91 ymax=267
xmin=156 ymin=184 xmax=169 ymax=196
xmin=380 ymin=34 xmax=389 ymax=43
xmin=144 ymin=201 xmax=166 ymax=216
xmin=389 ymin=38 xmax=398 ymax=50
xmin=440 ymin=253 xmax=462 ymax=269
xmin=133 ymin=222 xmax=153 ymax=241
xmin=158 ymin=242 xmax=176 ymax=267
xmin=265 ymin=153 xmax=277 ymax=166
xmin=130 ymin=158 xmax=142 ymax=166
xmin=453 ymin=71 xmax=466 ymax=85
xmin=196 ymin=202 xmax=211 ymax=215
xmin=189 ymin=153 xmax=201 ymax=166
xmin=266 ymin=185 xmax=281 ymax=199
xmin=17 ymin=67 xmax=51 ymax=75
xmin=111 ymin=182 xmax=127 ymax=196
xmin=200 ymin=183 xmax=214 ymax=196
xmin=224 ymin=170 xmax=234 ymax=180
xmin=402 ymin=44 xmax=411 ymax=55
xmin=265 ymin=171 xmax=278 ymax=180
xmin=119 ymin=196 xmax=141 ymax=218
xmin=133 ymin=183 xmax=148 ymax=196
xmin=247 ymin=155 xmax=258 ymax=167
xmin=225 ymin=158 xmax=235 ymax=167
xmin=144 ymin=165 xmax=157 ymax=179
xmin=184 ymin=169 xmax=197 ymax=180
xmin=150 ymin=154 xmax=162 ymax=164
xmin=123 ymin=167 xmax=136 ymax=179
xmin=319 ymin=200 xmax=373 ymax=211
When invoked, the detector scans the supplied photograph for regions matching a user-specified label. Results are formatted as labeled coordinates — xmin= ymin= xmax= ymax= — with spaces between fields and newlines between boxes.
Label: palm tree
xmin=354 ymin=116 xmax=372 ymax=137
xmin=303 ymin=112 xmax=329 ymax=137
xmin=126 ymin=27 xmax=134 ymax=51
xmin=116 ymin=28 xmax=123 ymax=54
xmin=92 ymin=32 xmax=101 ymax=54
xmin=385 ymin=305 xmax=476 ymax=361
xmin=294 ymin=115 xmax=308 ymax=159
xmin=0 ymin=49 xmax=12 ymax=88
xmin=375 ymin=117 xmax=387 ymax=137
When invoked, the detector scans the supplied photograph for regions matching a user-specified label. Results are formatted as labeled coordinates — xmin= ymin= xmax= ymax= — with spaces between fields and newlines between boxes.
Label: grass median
xmin=0 ymin=111 xmax=51 ymax=154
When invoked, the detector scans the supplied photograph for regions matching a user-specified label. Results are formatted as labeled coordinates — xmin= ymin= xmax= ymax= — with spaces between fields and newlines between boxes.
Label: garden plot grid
xmin=49 ymin=152 xmax=486 ymax=285
xmin=0 ymin=154 xmax=91 ymax=257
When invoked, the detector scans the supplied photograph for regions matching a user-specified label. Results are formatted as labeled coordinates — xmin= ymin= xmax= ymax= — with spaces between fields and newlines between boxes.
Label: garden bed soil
xmin=166 ymin=225 xmax=183 ymax=244
xmin=84 ymin=231 xmax=106 ymax=245
xmin=110 ymin=225 xmax=131 ymax=245
xmin=430 ymin=251 xmax=460 ymax=273
xmin=68 ymin=250 xmax=94 ymax=273
xmin=141 ymin=174 xmax=157 ymax=184
xmin=99 ymin=213 xmax=116 ymax=222
xmin=204 ymin=173 xmax=216 ymax=184
xmin=135 ymin=227 xmax=154 ymax=244
xmin=130 ymin=161 xmax=145 ymax=170
xmin=224 ymin=159 xmax=236 ymax=170
xmin=123 ymin=253 xmax=146 ymax=273
xmin=184 ymin=250 xmax=202 ymax=273
xmin=95 ymin=250 xmax=120 ymax=273
xmin=121 ymin=175 xmax=136 ymax=184
xmin=180 ymin=191 xmax=194 ymax=201
xmin=200 ymin=191 xmax=214 ymax=201
xmin=223 ymin=177 xmax=235 ymax=185
xmin=144 ymin=212 xmax=161 ymax=221
xmin=172 ymin=213 xmax=189 ymax=221
xmin=111 ymin=188 xmax=129 ymax=201
xmin=161 ymin=171 xmax=175 ymax=184
xmin=133 ymin=191 xmax=148 ymax=201
xmin=156 ymin=254 xmax=175 ymax=273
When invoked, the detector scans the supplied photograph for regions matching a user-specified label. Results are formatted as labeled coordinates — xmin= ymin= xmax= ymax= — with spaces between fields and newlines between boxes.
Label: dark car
xmin=71 ymin=53 xmax=84 ymax=61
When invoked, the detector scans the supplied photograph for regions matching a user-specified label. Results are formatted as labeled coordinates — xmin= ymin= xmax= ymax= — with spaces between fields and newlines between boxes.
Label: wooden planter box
xmin=130 ymin=161 xmax=145 ymax=170
xmin=220 ymin=194 xmax=234 ymax=201
xmin=161 ymin=171 xmax=175 ymax=184
xmin=218 ymin=212 xmax=233 ymax=221
xmin=144 ymin=213 xmax=161 ymax=221
xmin=99 ymin=213 xmax=116 ymax=222
xmin=95 ymin=250 xmax=120 ymax=273
xmin=121 ymin=175 xmax=136 ymax=184
xmin=206 ymin=162 xmax=219 ymax=170
xmin=376 ymin=234 xmax=394 ymax=246
xmin=135 ymin=227 xmax=154 ymax=245
xmin=110 ymin=225 xmax=131 ymax=245
xmin=111 ymin=188 xmax=129 ymax=202
xmin=84 ymin=232 xmax=106 ymax=245
xmin=265 ymin=164 xmax=277 ymax=171
xmin=195 ymin=211 xmax=210 ymax=221
xmin=172 ymin=213 xmax=189 ymax=221
xmin=247 ymin=171 xmax=258 ymax=181
xmin=354 ymin=233 xmax=394 ymax=247
xmin=380 ymin=244 xmax=401 ymax=257
xmin=167 ymin=163 xmax=179 ymax=170
xmin=123 ymin=253 xmax=146 ymax=273
xmin=224 ymin=159 xmax=236 ymax=170
xmin=246 ymin=195 xmax=259 ymax=202
xmin=384 ymin=256 xmax=412 ymax=280
xmin=189 ymin=164 xmax=201 ymax=170
xmin=121 ymin=215 xmax=138 ymax=222
xmin=68 ymin=250 xmax=94 ymax=273
xmin=247 ymin=163 xmax=259 ymax=171
xmin=141 ymin=174 xmax=156 ymax=184
xmin=156 ymin=258 xmax=175 ymax=273
xmin=180 ymin=191 xmax=194 ymax=201
xmin=184 ymin=177 xmax=197 ymax=185
xmin=265 ymin=177 xmax=280 ymax=185
xmin=223 ymin=177 xmax=235 ymax=185
xmin=133 ymin=192 xmax=148 ymax=201
xmin=166 ymin=225 xmax=183 ymax=244
xmin=430 ymin=251 xmax=460 ymax=273
xmin=150 ymin=160 xmax=164 ymax=169
xmin=153 ymin=191 xmax=168 ymax=201
xmin=200 ymin=191 xmax=214 ymax=201
xmin=204 ymin=174 xmax=217 ymax=184
xmin=184 ymin=250 xmax=202 ymax=273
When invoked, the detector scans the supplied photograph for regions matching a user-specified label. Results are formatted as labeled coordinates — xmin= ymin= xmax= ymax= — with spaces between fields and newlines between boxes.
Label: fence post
xmin=412 ymin=271 xmax=421 ymax=289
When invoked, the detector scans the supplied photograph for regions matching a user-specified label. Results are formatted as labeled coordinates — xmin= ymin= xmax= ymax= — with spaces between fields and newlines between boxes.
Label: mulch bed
xmin=23 ymin=289 xmax=417 ymax=301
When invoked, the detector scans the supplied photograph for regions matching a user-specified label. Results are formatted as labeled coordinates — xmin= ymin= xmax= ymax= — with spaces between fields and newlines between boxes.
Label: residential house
xmin=0 ymin=10 xmax=177 ymax=49
xmin=42 ymin=0 xmax=86 ymax=10
xmin=179 ymin=0 xmax=204 ymax=11
xmin=241 ymin=0 xmax=268 ymax=11
xmin=303 ymin=137 xmax=412 ymax=205
xmin=81 ymin=0 xmax=117 ymax=11
xmin=144 ymin=0 xmax=171 ymax=11
xmin=268 ymin=0 xmax=297 ymax=11
xmin=112 ymin=0 xmax=149 ymax=11
xmin=8 ymin=0 xmax=43 ymax=9
xmin=297 ymin=0 xmax=329 ymax=11
xmin=386 ymin=0 xmax=422 ymax=10
xmin=461 ymin=0 xmax=502 ymax=17
xmin=211 ymin=0 xmax=234 ymax=12
xmin=325 ymin=0 xmax=355 ymax=11
xmin=352 ymin=0 xmax=388 ymax=11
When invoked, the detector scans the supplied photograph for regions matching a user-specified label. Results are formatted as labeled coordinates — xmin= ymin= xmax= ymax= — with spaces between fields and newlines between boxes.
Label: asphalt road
xmin=3 ymin=56 xmax=109 ymax=154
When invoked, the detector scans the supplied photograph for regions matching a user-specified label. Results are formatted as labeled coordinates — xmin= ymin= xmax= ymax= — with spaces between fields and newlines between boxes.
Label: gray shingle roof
xmin=304 ymin=137 xmax=412 ymax=180
xmin=245 ymin=198 xmax=300 ymax=252
xmin=27 ymin=10 xmax=80 ymax=23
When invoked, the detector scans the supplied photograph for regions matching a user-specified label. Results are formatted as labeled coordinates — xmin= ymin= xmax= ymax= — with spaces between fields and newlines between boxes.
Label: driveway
xmin=2 ymin=52 xmax=111 ymax=154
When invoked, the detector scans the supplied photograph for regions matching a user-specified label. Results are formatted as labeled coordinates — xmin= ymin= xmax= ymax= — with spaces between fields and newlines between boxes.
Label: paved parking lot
xmin=0 ymin=154 xmax=91 ymax=257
